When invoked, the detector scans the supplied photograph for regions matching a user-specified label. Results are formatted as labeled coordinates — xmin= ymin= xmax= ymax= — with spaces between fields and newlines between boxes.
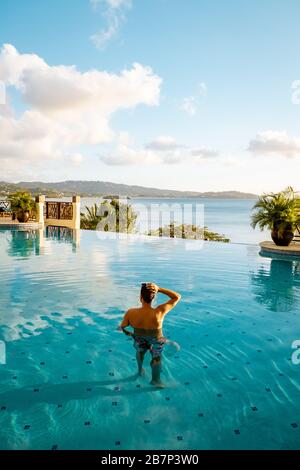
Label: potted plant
xmin=8 ymin=191 xmax=36 ymax=223
xmin=251 ymin=187 xmax=300 ymax=246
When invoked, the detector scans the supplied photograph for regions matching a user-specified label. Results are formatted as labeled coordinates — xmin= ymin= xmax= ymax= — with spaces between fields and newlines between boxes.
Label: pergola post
xmin=72 ymin=195 xmax=81 ymax=230
xmin=35 ymin=195 xmax=45 ymax=226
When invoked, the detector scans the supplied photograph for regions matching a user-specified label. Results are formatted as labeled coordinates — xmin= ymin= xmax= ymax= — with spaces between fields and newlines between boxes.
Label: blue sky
xmin=0 ymin=0 xmax=300 ymax=192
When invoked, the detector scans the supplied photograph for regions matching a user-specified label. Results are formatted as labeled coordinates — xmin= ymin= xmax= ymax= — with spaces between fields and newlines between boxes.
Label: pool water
xmin=0 ymin=228 xmax=300 ymax=450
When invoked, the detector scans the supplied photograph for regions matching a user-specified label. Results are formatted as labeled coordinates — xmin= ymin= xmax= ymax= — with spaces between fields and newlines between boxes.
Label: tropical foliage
xmin=80 ymin=204 xmax=102 ymax=230
xmin=251 ymin=187 xmax=300 ymax=234
xmin=8 ymin=191 xmax=36 ymax=213
xmin=80 ymin=199 xmax=137 ymax=233
xmin=148 ymin=223 xmax=230 ymax=242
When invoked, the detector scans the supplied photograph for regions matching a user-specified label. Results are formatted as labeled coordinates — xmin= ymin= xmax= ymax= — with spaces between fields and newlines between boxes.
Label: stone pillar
xmin=72 ymin=195 xmax=81 ymax=230
xmin=36 ymin=228 xmax=45 ymax=255
xmin=35 ymin=195 xmax=45 ymax=226
xmin=72 ymin=229 xmax=81 ymax=251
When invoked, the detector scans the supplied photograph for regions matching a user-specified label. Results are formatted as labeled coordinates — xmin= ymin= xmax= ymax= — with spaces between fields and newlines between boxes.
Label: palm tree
xmin=8 ymin=191 xmax=36 ymax=223
xmin=80 ymin=199 xmax=137 ymax=233
xmin=80 ymin=204 xmax=103 ymax=230
xmin=251 ymin=187 xmax=300 ymax=246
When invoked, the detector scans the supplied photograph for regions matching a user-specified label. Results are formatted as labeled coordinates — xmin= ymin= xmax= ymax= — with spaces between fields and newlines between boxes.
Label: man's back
xmin=125 ymin=305 xmax=164 ymax=330
xmin=120 ymin=283 xmax=181 ymax=387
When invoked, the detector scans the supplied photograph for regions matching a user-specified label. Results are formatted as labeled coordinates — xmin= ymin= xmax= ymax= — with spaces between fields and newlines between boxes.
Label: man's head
xmin=140 ymin=283 xmax=156 ymax=304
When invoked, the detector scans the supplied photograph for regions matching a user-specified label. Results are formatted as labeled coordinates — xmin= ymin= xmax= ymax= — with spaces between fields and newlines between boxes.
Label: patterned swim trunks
xmin=133 ymin=335 xmax=167 ymax=358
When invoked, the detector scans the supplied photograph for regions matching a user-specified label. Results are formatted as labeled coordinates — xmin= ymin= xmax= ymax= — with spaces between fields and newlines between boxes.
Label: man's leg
xmin=150 ymin=355 xmax=164 ymax=388
xmin=136 ymin=350 xmax=146 ymax=376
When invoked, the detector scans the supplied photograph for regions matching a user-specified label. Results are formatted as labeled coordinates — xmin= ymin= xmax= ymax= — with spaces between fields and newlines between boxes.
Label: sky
xmin=0 ymin=0 xmax=300 ymax=193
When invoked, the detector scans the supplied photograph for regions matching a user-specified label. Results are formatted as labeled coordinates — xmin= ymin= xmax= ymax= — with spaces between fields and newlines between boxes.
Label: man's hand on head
xmin=146 ymin=283 xmax=159 ymax=294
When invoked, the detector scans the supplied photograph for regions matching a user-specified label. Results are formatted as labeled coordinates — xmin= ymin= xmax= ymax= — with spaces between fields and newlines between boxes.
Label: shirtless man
xmin=120 ymin=283 xmax=181 ymax=388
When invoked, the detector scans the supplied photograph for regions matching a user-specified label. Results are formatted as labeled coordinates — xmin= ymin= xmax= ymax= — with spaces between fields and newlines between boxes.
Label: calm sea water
xmin=78 ymin=197 xmax=268 ymax=245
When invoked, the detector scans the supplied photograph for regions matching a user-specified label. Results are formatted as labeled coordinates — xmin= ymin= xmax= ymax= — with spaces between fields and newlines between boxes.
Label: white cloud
xmin=291 ymin=80 xmax=300 ymax=105
xmin=180 ymin=81 xmax=207 ymax=117
xmin=70 ymin=153 xmax=84 ymax=165
xmin=100 ymin=146 xmax=158 ymax=166
xmin=0 ymin=44 xmax=162 ymax=179
xmin=248 ymin=131 xmax=300 ymax=158
xmin=91 ymin=0 xmax=131 ymax=8
xmin=198 ymin=82 xmax=207 ymax=96
xmin=145 ymin=135 xmax=185 ymax=151
xmin=0 ymin=80 xmax=5 ymax=104
xmin=181 ymin=96 xmax=197 ymax=116
xmin=90 ymin=0 xmax=132 ymax=48
xmin=100 ymin=134 xmax=219 ymax=166
xmin=190 ymin=148 xmax=219 ymax=161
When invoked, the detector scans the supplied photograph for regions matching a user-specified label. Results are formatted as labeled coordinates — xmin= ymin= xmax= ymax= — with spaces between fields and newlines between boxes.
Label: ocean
xmin=78 ymin=197 xmax=269 ymax=245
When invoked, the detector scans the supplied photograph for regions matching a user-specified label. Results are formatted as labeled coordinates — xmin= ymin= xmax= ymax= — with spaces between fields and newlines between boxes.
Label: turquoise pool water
xmin=0 ymin=227 xmax=300 ymax=450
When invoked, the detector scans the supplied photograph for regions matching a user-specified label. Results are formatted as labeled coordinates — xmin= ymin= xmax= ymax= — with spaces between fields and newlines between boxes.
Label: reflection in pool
xmin=251 ymin=259 xmax=300 ymax=312
xmin=0 ymin=228 xmax=300 ymax=449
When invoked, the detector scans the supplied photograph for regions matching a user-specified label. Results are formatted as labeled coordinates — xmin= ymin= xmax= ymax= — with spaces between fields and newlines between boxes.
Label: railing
xmin=45 ymin=202 xmax=73 ymax=220
xmin=0 ymin=200 xmax=11 ymax=218
xmin=0 ymin=200 xmax=10 ymax=211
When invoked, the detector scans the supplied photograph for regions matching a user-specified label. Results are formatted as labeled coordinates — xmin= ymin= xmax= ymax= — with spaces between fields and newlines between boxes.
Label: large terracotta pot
xmin=271 ymin=228 xmax=294 ymax=246
xmin=16 ymin=210 xmax=30 ymax=223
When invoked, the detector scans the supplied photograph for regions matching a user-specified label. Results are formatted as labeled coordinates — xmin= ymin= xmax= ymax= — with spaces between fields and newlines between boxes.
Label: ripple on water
xmin=0 ymin=229 xmax=300 ymax=449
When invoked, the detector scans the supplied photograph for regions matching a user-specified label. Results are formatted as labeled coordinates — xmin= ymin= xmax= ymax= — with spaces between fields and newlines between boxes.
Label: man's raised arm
xmin=147 ymin=284 xmax=181 ymax=315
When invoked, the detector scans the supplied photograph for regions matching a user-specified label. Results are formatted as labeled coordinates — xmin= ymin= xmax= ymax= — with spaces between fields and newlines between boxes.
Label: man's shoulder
xmin=126 ymin=307 xmax=140 ymax=315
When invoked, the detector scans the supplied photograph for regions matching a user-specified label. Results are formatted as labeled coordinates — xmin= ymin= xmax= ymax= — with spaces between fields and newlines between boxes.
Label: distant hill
xmin=0 ymin=180 xmax=258 ymax=199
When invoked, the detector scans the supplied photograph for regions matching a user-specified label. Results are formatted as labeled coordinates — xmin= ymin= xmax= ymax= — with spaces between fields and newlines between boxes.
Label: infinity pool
xmin=0 ymin=227 xmax=300 ymax=450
